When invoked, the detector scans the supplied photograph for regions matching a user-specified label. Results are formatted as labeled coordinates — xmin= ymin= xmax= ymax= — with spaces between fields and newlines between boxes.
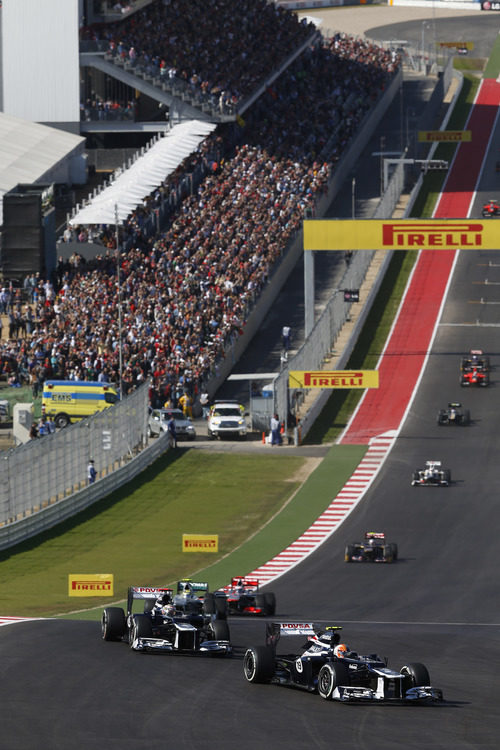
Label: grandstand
xmin=0 ymin=0 xmax=401 ymax=422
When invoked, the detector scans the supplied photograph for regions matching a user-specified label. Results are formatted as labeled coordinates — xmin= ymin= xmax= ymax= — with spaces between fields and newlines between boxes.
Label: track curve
xmin=4 ymin=14 xmax=500 ymax=750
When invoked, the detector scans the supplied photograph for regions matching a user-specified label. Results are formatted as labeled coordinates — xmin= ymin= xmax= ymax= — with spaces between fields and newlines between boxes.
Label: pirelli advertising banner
xmin=182 ymin=534 xmax=219 ymax=552
xmin=68 ymin=574 xmax=113 ymax=597
xmin=418 ymin=130 xmax=471 ymax=142
xmin=289 ymin=370 xmax=379 ymax=389
xmin=303 ymin=220 xmax=497 ymax=251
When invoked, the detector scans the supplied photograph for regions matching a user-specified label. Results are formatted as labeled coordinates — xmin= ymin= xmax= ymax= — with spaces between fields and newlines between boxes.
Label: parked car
xmin=148 ymin=407 xmax=196 ymax=440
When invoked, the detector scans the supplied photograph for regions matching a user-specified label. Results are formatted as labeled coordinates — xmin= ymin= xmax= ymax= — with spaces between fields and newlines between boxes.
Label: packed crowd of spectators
xmin=1 ymin=8 xmax=400 ymax=410
xmin=81 ymin=0 xmax=317 ymax=108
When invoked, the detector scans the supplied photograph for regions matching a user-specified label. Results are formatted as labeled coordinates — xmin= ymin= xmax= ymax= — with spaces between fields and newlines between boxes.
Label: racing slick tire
xmin=411 ymin=471 xmax=420 ymax=486
xmin=264 ymin=592 xmax=276 ymax=616
xmin=390 ymin=543 xmax=398 ymax=561
xmin=344 ymin=544 xmax=356 ymax=562
xmin=101 ymin=607 xmax=126 ymax=641
xmin=209 ymin=618 xmax=230 ymax=642
xmin=383 ymin=547 xmax=394 ymax=563
xmin=243 ymin=646 xmax=275 ymax=683
xmin=461 ymin=409 xmax=470 ymax=425
xmin=400 ymin=662 xmax=430 ymax=691
xmin=255 ymin=594 xmax=268 ymax=615
xmin=443 ymin=470 xmax=451 ymax=484
xmin=203 ymin=593 xmax=217 ymax=615
xmin=318 ymin=662 xmax=351 ymax=700
xmin=436 ymin=411 xmax=446 ymax=425
xmin=215 ymin=595 xmax=228 ymax=620
xmin=130 ymin=614 xmax=153 ymax=648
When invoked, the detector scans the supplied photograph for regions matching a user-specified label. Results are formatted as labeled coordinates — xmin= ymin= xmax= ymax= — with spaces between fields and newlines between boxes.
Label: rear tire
xmin=400 ymin=662 xmax=430 ymax=691
xmin=55 ymin=413 xmax=70 ymax=429
xmin=461 ymin=409 xmax=470 ymax=425
xmin=243 ymin=646 xmax=275 ymax=683
xmin=101 ymin=607 xmax=126 ymax=641
xmin=264 ymin=592 xmax=276 ymax=616
xmin=203 ymin=593 xmax=216 ymax=615
xmin=318 ymin=661 xmax=351 ymax=699
xmin=390 ymin=543 xmax=398 ymax=560
xmin=254 ymin=593 xmax=267 ymax=614
xmin=444 ymin=470 xmax=451 ymax=484
xmin=344 ymin=544 xmax=355 ymax=562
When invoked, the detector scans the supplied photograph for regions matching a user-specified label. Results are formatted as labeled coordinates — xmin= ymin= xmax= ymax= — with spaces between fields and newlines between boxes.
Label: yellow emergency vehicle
xmin=42 ymin=380 xmax=119 ymax=428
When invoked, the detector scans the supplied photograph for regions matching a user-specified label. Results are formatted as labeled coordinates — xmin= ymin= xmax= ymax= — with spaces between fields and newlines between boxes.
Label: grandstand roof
xmin=69 ymin=119 xmax=217 ymax=226
xmin=0 ymin=112 xmax=84 ymax=225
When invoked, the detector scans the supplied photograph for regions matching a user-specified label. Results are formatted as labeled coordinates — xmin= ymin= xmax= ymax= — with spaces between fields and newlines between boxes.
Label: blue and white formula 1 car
xmin=243 ymin=623 xmax=443 ymax=703
xmin=101 ymin=584 xmax=231 ymax=656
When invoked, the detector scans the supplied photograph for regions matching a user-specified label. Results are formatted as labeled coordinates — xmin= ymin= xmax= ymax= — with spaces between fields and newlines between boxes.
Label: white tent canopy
xmin=69 ymin=119 xmax=217 ymax=226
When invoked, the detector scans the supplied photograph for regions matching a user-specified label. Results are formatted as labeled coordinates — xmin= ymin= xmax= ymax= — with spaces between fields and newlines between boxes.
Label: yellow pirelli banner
xmin=289 ymin=370 xmax=379 ymax=389
xmin=68 ymin=574 xmax=113 ymax=597
xmin=303 ymin=220 xmax=498 ymax=251
xmin=182 ymin=534 xmax=219 ymax=552
xmin=439 ymin=41 xmax=474 ymax=50
xmin=418 ymin=130 xmax=471 ymax=142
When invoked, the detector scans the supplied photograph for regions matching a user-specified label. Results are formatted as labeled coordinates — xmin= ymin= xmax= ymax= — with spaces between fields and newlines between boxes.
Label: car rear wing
xmin=265 ymin=622 xmax=342 ymax=649
xmin=127 ymin=586 xmax=173 ymax=613
xmin=176 ymin=579 xmax=209 ymax=597
xmin=364 ymin=532 xmax=385 ymax=540
xmin=425 ymin=460 xmax=441 ymax=467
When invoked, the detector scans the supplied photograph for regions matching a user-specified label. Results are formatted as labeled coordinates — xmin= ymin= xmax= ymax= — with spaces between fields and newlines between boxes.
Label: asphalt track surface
xmin=3 ymin=11 xmax=500 ymax=750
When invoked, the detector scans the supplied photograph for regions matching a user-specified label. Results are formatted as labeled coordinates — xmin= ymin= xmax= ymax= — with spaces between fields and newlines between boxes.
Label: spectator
xmin=270 ymin=413 xmax=281 ymax=446
xmin=167 ymin=414 xmax=177 ymax=448
xmin=87 ymin=459 xmax=97 ymax=484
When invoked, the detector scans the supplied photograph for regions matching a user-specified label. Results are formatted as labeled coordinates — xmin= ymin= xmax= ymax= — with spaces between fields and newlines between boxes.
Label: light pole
xmin=351 ymin=176 xmax=356 ymax=220
xmin=114 ymin=204 xmax=123 ymax=399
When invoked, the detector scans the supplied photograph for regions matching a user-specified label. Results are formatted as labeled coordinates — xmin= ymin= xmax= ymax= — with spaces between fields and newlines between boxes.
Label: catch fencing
xmin=0 ymin=383 xmax=150 ymax=528
xmin=270 ymin=249 xmax=375 ymax=434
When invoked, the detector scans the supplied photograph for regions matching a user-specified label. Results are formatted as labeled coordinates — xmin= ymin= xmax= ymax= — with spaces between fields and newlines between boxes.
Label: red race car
xmin=460 ymin=349 xmax=490 ymax=387
xmin=482 ymin=199 xmax=500 ymax=217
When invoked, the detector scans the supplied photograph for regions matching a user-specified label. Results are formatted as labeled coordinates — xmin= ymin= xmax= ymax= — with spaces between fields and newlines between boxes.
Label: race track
xmin=3 ymin=11 xmax=500 ymax=750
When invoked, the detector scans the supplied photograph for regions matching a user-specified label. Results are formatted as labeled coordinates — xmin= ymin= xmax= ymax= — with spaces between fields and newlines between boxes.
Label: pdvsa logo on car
xmin=289 ymin=371 xmax=379 ymax=389
xmin=68 ymin=574 xmax=113 ymax=596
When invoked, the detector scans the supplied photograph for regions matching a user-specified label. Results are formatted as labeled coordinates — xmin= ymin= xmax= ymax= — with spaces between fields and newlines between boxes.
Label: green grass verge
xmin=61 ymin=443 xmax=366 ymax=621
xmin=483 ymin=31 xmax=500 ymax=79
xmin=0 ymin=64 xmax=480 ymax=621
xmin=0 ymin=444 xmax=365 ymax=618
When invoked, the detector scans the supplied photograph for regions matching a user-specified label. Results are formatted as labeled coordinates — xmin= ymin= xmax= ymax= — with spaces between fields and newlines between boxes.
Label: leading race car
xmin=411 ymin=460 xmax=451 ymax=487
xmin=481 ymin=199 xmax=500 ymax=217
xmin=437 ymin=402 xmax=470 ymax=425
xmin=101 ymin=584 xmax=231 ymax=655
xmin=344 ymin=532 xmax=398 ymax=563
xmin=214 ymin=577 xmax=277 ymax=616
xmin=243 ymin=623 xmax=443 ymax=703
xmin=460 ymin=349 xmax=490 ymax=387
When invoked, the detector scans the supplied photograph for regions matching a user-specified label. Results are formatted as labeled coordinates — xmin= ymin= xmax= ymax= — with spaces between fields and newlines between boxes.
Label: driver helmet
xmin=156 ymin=591 xmax=172 ymax=607
xmin=334 ymin=644 xmax=349 ymax=658
xmin=162 ymin=604 xmax=176 ymax=617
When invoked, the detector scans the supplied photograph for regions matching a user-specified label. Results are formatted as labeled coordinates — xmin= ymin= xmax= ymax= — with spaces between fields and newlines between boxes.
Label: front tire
xmin=101 ymin=607 xmax=126 ymax=641
xmin=344 ymin=544 xmax=355 ymax=562
xmin=400 ymin=662 xmax=430 ymax=691
xmin=130 ymin=614 xmax=153 ymax=647
xmin=210 ymin=618 xmax=230 ymax=642
xmin=318 ymin=661 xmax=351 ymax=699
xmin=243 ymin=646 xmax=275 ymax=683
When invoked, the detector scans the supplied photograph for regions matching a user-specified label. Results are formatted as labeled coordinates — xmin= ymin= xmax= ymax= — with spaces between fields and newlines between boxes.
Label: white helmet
xmin=334 ymin=643 xmax=349 ymax=658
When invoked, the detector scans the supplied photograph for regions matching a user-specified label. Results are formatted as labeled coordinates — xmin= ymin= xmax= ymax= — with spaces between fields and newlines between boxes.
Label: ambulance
xmin=42 ymin=380 xmax=119 ymax=428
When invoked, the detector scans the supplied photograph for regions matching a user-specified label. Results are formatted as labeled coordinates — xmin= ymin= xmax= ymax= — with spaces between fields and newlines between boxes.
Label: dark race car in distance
xmin=215 ymin=577 xmax=276 ymax=616
xmin=243 ymin=622 xmax=443 ymax=703
xmin=411 ymin=460 xmax=450 ymax=487
xmin=101 ymin=585 xmax=231 ymax=655
xmin=460 ymin=349 xmax=489 ymax=387
xmin=345 ymin=532 xmax=398 ymax=563
xmin=437 ymin=402 xmax=470 ymax=425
